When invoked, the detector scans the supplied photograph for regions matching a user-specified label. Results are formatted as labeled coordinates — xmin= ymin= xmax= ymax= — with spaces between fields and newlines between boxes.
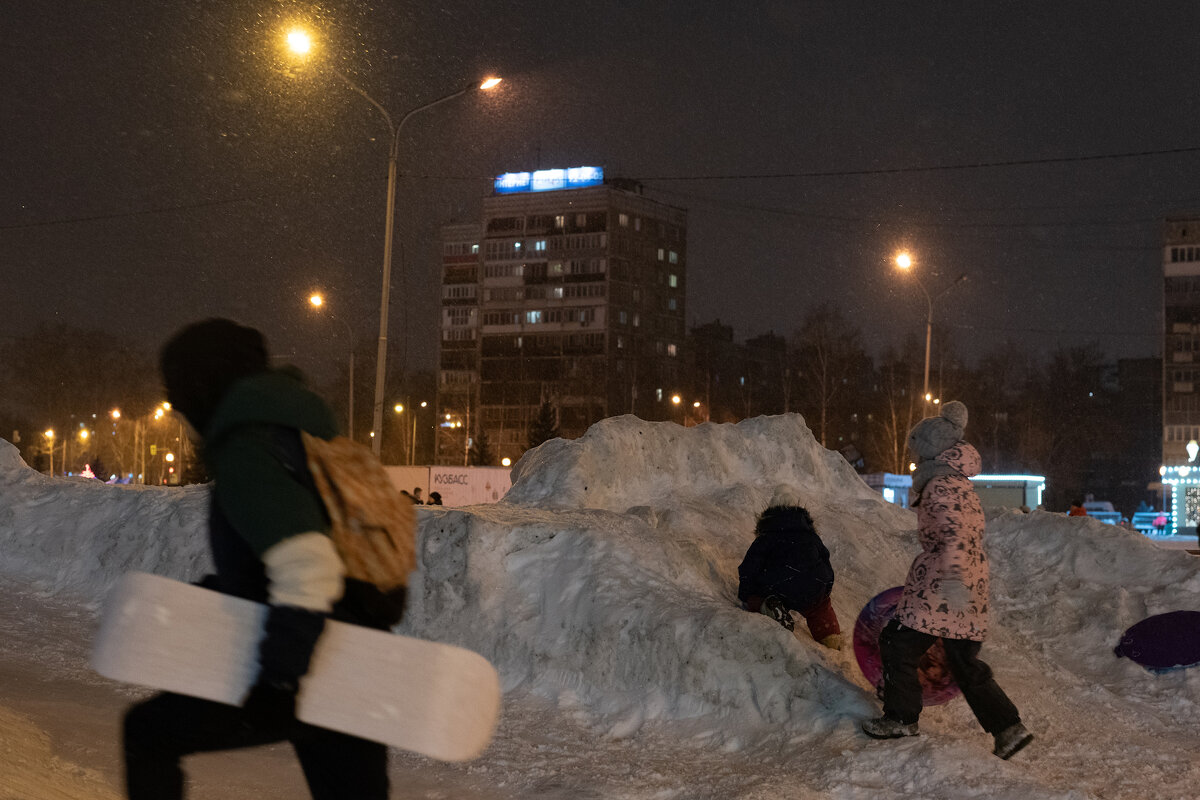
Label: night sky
xmin=4 ymin=2 xmax=1194 ymax=388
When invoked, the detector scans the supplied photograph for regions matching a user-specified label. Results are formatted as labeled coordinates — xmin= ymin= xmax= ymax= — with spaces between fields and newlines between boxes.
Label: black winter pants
xmin=879 ymin=619 xmax=1021 ymax=733
xmin=123 ymin=692 xmax=388 ymax=800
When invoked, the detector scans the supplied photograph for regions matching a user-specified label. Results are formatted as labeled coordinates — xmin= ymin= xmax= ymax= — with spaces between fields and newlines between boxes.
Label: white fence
xmin=383 ymin=465 xmax=512 ymax=507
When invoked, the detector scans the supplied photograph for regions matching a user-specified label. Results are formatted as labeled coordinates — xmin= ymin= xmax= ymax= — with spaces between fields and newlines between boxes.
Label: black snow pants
xmin=123 ymin=691 xmax=388 ymax=800
xmin=879 ymin=618 xmax=1021 ymax=733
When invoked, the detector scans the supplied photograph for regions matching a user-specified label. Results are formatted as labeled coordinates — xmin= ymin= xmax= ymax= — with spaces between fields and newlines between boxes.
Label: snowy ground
xmin=3 ymin=414 xmax=1200 ymax=799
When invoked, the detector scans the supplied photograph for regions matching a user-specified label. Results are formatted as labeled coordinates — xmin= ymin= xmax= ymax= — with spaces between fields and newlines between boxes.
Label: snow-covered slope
xmin=3 ymin=413 xmax=1200 ymax=786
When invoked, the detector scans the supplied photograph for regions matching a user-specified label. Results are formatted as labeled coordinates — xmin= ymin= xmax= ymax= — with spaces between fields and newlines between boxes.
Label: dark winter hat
xmin=907 ymin=400 xmax=968 ymax=460
xmin=160 ymin=318 xmax=269 ymax=435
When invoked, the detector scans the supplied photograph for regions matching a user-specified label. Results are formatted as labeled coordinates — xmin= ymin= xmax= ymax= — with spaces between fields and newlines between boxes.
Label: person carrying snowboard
xmin=123 ymin=319 xmax=404 ymax=800
xmin=737 ymin=486 xmax=842 ymax=650
xmin=861 ymin=400 xmax=1033 ymax=760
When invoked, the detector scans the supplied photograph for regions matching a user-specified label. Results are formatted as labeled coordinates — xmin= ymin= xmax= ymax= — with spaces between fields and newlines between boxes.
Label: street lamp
xmin=309 ymin=292 xmax=355 ymax=440
xmin=393 ymin=400 xmax=427 ymax=465
xmin=893 ymin=251 xmax=967 ymax=407
xmin=285 ymin=28 xmax=501 ymax=457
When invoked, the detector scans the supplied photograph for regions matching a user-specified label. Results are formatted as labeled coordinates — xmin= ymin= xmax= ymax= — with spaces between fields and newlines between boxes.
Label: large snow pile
xmin=4 ymin=414 xmax=1200 ymax=798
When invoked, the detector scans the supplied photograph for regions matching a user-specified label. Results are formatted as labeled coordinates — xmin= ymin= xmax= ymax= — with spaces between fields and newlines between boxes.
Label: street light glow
xmin=309 ymin=293 xmax=324 ymax=307
xmin=895 ymin=252 xmax=912 ymax=269
xmin=479 ymin=77 xmax=502 ymax=90
xmin=286 ymin=29 xmax=312 ymax=55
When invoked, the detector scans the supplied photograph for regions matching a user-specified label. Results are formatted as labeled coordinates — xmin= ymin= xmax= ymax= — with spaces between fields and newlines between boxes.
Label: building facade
xmin=1162 ymin=216 xmax=1200 ymax=535
xmin=1164 ymin=216 xmax=1200 ymax=466
xmin=435 ymin=168 xmax=688 ymax=465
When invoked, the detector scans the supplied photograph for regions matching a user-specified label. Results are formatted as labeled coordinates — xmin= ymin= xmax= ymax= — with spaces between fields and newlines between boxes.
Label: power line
xmin=635 ymin=144 xmax=1200 ymax=181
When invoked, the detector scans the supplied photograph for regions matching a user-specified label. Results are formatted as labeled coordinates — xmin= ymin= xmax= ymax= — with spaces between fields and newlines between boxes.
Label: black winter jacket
xmin=737 ymin=505 xmax=835 ymax=612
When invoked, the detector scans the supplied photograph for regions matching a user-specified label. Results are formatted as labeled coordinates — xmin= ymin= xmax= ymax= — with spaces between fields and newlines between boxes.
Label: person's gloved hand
xmin=240 ymin=604 xmax=325 ymax=730
xmin=940 ymin=579 xmax=971 ymax=612
xmin=241 ymin=675 xmax=300 ymax=729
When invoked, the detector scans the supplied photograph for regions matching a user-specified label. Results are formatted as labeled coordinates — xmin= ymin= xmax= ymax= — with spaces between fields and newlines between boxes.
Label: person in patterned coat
xmin=861 ymin=401 xmax=1034 ymax=760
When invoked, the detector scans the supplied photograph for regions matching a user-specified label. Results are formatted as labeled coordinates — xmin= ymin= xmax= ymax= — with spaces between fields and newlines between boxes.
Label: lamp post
xmin=309 ymin=293 xmax=355 ymax=440
xmin=893 ymin=252 xmax=967 ymax=406
xmin=285 ymin=28 xmax=501 ymax=457
xmin=394 ymin=401 xmax=427 ymax=466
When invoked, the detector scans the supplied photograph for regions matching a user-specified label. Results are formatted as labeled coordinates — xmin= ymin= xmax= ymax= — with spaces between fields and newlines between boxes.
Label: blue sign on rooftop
xmin=494 ymin=166 xmax=604 ymax=194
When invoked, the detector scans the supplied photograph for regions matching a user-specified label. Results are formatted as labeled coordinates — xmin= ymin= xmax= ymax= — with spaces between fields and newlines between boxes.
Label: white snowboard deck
xmin=92 ymin=572 xmax=500 ymax=762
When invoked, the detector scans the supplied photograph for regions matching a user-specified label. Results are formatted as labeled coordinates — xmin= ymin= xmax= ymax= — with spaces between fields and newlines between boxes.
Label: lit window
xmin=632 ymin=313 xmax=640 ymax=327
xmin=668 ymin=298 xmax=677 ymax=311
xmin=534 ymin=240 xmax=547 ymax=251
xmin=618 ymin=213 xmax=629 ymax=227
xmin=617 ymin=336 xmax=625 ymax=349
xmin=667 ymin=343 xmax=677 ymax=357
xmin=657 ymin=248 xmax=665 ymax=261
xmin=669 ymin=251 xmax=678 ymax=264
xmin=656 ymin=388 xmax=663 ymax=401
xmin=526 ymin=311 xmax=542 ymax=324
xmin=668 ymin=274 xmax=678 ymax=288
xmin=554 ymin=215 xmax=565 ymax=228
xmin=514 ymin=241 xmax=522 ymax=250
xmin=552 ymin=287 xmax=564 ymax=299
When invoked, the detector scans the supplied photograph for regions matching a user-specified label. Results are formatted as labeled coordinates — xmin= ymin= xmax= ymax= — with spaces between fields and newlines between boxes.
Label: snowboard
xmin=1114 ymin=610 xmax=1200 ymax=674
xmin=91 ymin=572 xmax=501 ymax=762
xmin=852 ymin=586 xmax=961 ymax=706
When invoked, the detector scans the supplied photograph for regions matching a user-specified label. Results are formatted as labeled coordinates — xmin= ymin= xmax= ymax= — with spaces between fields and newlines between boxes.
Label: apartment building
xmin=435 ymin=167 xmax=687 ymax=465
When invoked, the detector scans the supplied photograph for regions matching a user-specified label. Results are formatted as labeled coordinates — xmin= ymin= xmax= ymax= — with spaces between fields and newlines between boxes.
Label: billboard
xmin=493 ymin=166 xmax=603 ymax=195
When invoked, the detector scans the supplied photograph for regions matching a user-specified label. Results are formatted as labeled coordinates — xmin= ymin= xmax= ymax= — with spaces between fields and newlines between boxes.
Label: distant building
xmin=435 ymin=168 xmax=688 ymax=465
xmin=1162 ymin=216 xmax=1200 ymax=535
xmin=1163 ymin=216 xmax=1200 ymax=467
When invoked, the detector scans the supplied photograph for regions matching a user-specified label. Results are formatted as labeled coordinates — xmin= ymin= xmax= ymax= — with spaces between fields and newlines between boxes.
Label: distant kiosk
xmin=863 ymin=472 xmax=1044 ymax=512
xmin=971 ymin=474 xmax=1046 ymax=512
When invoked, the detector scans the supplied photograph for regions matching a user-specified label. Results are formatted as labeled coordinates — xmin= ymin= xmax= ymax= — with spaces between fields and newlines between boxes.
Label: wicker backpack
xmin=300 ymin=432 xmax=416 ymax=593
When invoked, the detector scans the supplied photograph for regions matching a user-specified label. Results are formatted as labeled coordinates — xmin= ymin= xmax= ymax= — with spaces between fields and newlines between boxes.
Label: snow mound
xmin=405 ymin=415 xmax=920 ymax=740
xmin=0 ymin=439 xmax=211 ymax=600
xmin=4 ymin=414 xmax=1200 ymax=751
xmin=505 ymin=414 xmax=878 ymax=512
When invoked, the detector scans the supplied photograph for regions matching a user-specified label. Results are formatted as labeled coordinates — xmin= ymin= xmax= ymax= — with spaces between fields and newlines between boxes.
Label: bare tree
xmin=790 ymin=304 xmax=870 ymax=447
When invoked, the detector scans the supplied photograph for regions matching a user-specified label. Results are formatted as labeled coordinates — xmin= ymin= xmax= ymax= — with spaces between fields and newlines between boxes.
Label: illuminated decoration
xmin=1189 ymin=440 xmax=1199 ymax=462
xmin=80 ymin=464 xmax=96 ymax=479
xmin=493 ymin=166 xmax=603 ymax=194
xmin=1159 ymin=465 xmax=1200 ymax=536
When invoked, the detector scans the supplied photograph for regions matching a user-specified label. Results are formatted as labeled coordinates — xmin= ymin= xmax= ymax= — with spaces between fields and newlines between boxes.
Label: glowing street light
xmin=892 ymin=251 xmax=966 ymax=407
xmin=393 ymin=400 xmax=427 ymax=465
xmin=307 ymin=292 xmax=355 ymax=440
xmin=44 ymin=429 xmax=55 ymax=476
xmin=286 ymin=29 xmax=312 ymax=55
xmin=284 ymin=26 xmax=502 ymax=457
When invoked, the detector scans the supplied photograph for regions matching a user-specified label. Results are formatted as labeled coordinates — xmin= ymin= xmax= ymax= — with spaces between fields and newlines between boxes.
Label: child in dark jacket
xmin=738 ymin=486 xmax=842 ymax=649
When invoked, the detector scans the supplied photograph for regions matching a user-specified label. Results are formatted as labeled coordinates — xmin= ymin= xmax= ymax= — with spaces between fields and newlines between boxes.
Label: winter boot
xmin=861 ymin=716 xmax=919 ymax=739
xmin=993 ymin=722 xmax=1033 ymax=760
xmin=819 ymin=633 xmax=843 ymax=650
xmin=760 ymin=596 xmax=794 ymax=632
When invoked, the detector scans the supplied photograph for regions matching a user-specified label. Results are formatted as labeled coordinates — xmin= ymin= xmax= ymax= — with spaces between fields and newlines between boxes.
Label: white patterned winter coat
xmin=895 ymin=441 xmax=989 ymax=640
